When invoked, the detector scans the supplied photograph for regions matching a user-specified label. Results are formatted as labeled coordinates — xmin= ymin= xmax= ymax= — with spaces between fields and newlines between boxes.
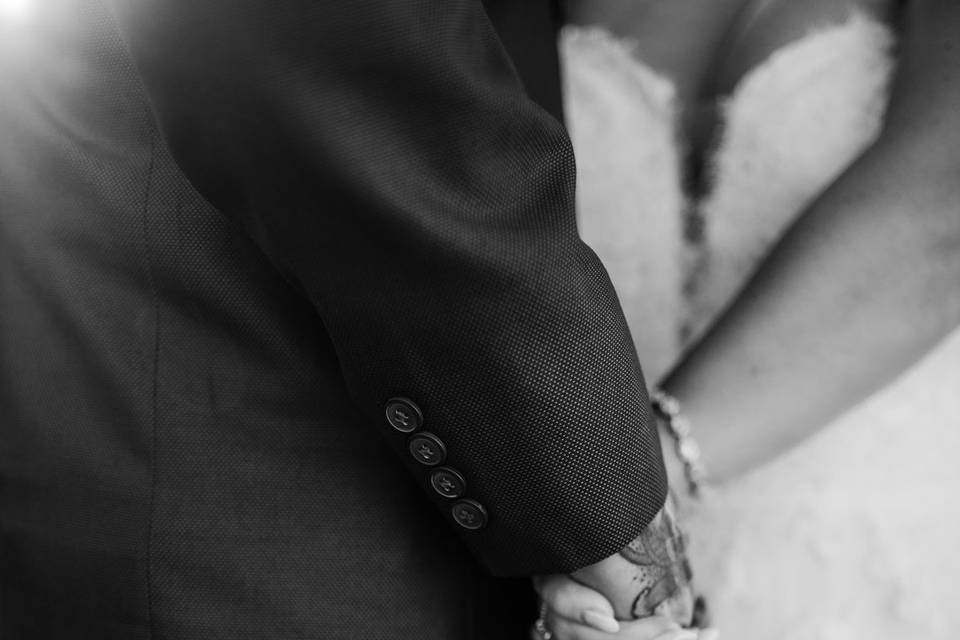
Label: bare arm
xmin=661 ymin=0 xmax=960 ymax=484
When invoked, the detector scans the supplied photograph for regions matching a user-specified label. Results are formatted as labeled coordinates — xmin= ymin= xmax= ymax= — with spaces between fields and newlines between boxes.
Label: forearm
xmin=661 ymin=132 xmax=960 ymax=483
xmin=106 ymin=0 xmax=671 ymax=576
xmin=658 ymin=0 xmax=960 ymax=484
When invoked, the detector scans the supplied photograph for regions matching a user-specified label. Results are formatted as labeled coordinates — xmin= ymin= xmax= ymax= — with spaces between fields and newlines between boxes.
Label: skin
xmin=534 ymin=498 xmax=704 ymax=640
xmin=663 ymin=0 xmax=960 ymax=485
xmin=533 ymin=569 xmax=715 ymax=640
xmin=574 ymin=497 xmax=694 ymax=623
xmin=541 ymin=0 xmax=960 ymax=636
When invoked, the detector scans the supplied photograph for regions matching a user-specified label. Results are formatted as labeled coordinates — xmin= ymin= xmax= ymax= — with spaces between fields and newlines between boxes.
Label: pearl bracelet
xmin=650 ymin=389 xmax=709 ymax=498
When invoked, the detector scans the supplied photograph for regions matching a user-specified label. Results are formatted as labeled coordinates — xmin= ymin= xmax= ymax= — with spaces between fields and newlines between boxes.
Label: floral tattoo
xmin=619 ymin=499 xmax=693 ymax=619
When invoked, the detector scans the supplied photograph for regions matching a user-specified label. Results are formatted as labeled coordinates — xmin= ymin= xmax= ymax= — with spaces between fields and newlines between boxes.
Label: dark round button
xmin=430 ymin=467 xmax=466 ymax=499
xmin=385 ymin=397 xmax=423 ymax=433
xmin=407 ymin=432 xmax=446 ymax=466
xmin=451 ymin=499 xmax=487 ymax=530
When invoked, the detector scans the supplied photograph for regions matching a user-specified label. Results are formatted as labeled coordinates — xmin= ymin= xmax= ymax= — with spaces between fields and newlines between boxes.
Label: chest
xmin=600 ymin=0 xmax=896 ymax=189
xmin=610 ymin=0 xmax=894 ymax=101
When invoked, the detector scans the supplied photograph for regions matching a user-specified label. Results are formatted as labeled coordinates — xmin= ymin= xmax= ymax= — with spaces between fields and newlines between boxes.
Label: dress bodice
xmin=562 ymin=13 xmax=895 ymax=381
xmin=562 ymin=15 xmax=960 ymax=640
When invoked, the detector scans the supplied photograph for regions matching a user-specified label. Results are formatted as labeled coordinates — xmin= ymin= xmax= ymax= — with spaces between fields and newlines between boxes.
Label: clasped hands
xmin=532 ymin=497 xmax=718 ymax=640
xmin=533 ymin=564 xmax=716 ymax=640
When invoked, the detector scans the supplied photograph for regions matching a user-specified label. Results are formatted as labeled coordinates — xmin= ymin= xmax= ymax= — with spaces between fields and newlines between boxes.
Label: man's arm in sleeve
xmin=105 ymin=0 xmax=667 ymax=576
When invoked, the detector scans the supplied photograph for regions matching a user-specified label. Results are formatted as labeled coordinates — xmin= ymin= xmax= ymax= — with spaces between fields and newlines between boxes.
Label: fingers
xmin=652 ymin=629 xmax=720 ymax=640
xmin=653 ymin=583 xmax=696 ymax=627
xmin=535 ymin=574 xmax=620 ymax=632
xmin=650 ymin=631 xmax=697 ymax=640
xmin=544 ymin=609 xmax=680 ymax=640
xmin=609 ymin=615 xmax=685 ymax=639
xmin=533 ymin=574 xmax=718 ymax=640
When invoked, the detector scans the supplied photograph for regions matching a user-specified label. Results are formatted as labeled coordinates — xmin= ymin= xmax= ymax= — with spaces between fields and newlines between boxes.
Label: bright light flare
xmin=0 ymin=0 xmax=32 ymax=25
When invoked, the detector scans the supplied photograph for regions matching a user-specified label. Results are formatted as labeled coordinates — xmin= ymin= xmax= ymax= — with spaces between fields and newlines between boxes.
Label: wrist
xmin=659 ymin=420 xmax=688 ymax=492
xmin=650 ymin=389 xmax=710 ymax=500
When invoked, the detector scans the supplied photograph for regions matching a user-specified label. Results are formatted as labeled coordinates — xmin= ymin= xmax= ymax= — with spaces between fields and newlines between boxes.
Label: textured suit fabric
xmin=0 ymin=1 xmax=666 ymax=638
xmin=484 ymin=0 xmax=567 ymax=123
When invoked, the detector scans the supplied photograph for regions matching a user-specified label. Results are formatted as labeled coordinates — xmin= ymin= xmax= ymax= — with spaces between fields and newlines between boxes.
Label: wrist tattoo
xmin=619 ymin=498 xmax=693 ymax=619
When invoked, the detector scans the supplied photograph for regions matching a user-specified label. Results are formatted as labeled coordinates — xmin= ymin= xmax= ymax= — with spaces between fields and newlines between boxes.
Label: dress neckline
xmin=677 ymin=10 xmax=887 ymax=202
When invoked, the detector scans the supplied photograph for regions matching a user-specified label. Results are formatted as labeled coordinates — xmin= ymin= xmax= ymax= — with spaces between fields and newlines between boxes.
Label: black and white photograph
xmin=2 ymin=1 xmax=958 ymax=639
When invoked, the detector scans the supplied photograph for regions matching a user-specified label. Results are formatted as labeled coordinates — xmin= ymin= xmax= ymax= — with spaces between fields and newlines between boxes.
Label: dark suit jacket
xmin=0 ymin=1 xmax=667 ymax=638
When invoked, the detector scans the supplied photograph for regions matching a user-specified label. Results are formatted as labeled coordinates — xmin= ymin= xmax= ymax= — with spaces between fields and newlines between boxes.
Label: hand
xmin=533 ymin=573 xmax=719 ymax=640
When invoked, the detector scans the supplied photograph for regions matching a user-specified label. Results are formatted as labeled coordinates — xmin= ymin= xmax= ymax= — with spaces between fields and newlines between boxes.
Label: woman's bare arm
xmin=660 ymin=0 xmax=960 ymax=484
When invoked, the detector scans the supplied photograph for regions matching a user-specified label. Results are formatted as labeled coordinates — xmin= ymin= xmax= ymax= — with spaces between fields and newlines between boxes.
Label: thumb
xmin=534 ymin=574 xmax=620 ymax=633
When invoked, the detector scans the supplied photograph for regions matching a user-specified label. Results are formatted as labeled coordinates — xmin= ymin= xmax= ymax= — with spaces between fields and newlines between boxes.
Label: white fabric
xmin=562 ymin=15 xmax=960 ymax=639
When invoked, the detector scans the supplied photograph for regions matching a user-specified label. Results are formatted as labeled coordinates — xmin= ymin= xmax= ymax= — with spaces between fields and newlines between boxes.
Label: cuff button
xmin=408 ymin=432 xmax=446 ymax=466
xmin=385 ymin=397 xmax=422 ymax=433
xmin=451 ymin=499 xmax=487 ymax=530
xmin=430 ymin=467 xmax=466 ymax=498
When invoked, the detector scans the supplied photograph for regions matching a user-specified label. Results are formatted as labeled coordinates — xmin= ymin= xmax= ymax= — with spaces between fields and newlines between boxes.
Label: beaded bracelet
xmin=650 ymin=389 xmax=709 ymax=499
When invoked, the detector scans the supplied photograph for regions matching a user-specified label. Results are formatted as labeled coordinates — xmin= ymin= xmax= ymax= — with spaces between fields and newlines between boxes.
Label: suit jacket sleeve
xmin=105 ymin=0 xmax=667 ymax=576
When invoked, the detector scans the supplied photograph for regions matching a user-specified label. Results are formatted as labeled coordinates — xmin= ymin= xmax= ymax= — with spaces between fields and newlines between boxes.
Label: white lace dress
xmin=562 ymin=15 xmax=960 ymax=640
